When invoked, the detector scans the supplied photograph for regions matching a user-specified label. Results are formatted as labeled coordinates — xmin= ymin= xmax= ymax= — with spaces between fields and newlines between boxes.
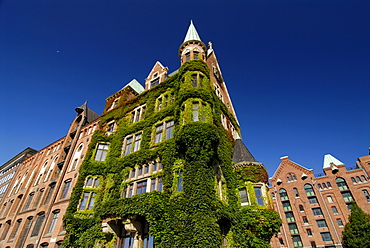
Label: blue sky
xmin=1 ymin=0 xmax=369 ymax=176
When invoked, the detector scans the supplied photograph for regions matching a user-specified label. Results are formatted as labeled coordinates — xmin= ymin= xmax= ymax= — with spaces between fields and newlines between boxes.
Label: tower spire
xmin=183 ymin=20 xmax=202 ymax=43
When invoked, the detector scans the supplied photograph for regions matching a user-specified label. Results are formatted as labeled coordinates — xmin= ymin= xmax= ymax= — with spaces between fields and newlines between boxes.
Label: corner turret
xmin=178 ymin=20 xmax=207 ymax=64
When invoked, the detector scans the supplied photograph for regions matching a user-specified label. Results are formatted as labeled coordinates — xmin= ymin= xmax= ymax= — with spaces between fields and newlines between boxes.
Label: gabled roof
xmin=270 ymin=156 xmax=313 ymax=180
xmin=75 ymin=101 xmax=100 ymax=124
xmin=121 ymin=79 xmax=145 ymax=94
xmin=323 ymin=154 xmax=344 ymax=169
xmin=232 ymin=139 xmax=257 ymax=163
xmin=183 ymin=20 xmax=202 ymax=43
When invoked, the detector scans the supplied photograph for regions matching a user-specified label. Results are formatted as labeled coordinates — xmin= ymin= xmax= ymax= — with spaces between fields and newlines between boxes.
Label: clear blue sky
xmin=1 ymin=0 xmax=369 ymax=177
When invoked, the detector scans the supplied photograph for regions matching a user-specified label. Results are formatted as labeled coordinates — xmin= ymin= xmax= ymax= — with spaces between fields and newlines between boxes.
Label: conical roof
xmin=232 ymin=139 xmax=257 ymax=163
xmin=183 ymin=20 xmax=201 ymax=43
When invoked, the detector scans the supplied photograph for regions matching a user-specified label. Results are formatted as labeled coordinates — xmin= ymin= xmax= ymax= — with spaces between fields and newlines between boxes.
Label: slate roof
xmin=232 ymin=139 xmax=257 ymax=163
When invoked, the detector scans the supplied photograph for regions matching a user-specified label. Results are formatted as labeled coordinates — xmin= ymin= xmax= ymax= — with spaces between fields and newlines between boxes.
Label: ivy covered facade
xmin=64 ymin=21 xmax=281 ymax=248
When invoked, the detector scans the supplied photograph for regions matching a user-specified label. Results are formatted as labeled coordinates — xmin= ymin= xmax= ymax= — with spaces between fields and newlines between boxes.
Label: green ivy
xmin=63 ymin=60 xmax=281 ymax=248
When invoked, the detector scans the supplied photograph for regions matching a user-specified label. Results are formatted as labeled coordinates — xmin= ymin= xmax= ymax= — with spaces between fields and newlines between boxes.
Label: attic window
xmin=151 ymin=77 xmax=160 ymax=88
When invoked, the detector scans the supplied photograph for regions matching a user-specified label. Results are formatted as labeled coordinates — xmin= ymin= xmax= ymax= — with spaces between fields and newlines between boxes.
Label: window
xmin=327 ymin=182 xmax=332 ymax=188
xmin=308 ymin=196 xmax=318 ymax=204
xmin=47 ymin=210 xmax=60 ymax=234
xmin=123 ymin=232 xmax=135 ymax=248
xmin=356 ymin=176 xmax=361 ymax=182
xmin=192 ymin=102 xmax=206 ymax=122
xmin=191 ymin=73 xmax=204 ymax=87
xmin=131 ymin=105 xmax=146 ymax=122
xmin=279 ymin=238 xmax=284 ymax=245
xmin=310 ymin=241 xmax=317 ymax=248
xmin=95 ymin=143 xmax=109 ymax=161
xmin=312 ymin=207 xmax=323 ymax=216
xmin=9 ymin=218 xmax=22 ymax=241
xmin=279 ymin=189 xmax=289 ymax=200
xmin=304 ymin=184 xmax=315 ymax=196
xmin=34 ymin=189 xmax=44 ymax=208
xmin=302 ymin=216 xmax=309 ymax=224
xmin=239 ymin=189 xmax=249 ymax=206
xmin=143 ymin=235 xmax=155 ymax=248
xmin=282 ymin=201 xmax=292 ymax=211
xmin=1 ymin=221 xmax=11 ymax=240
xmin=177 ymin=172 xmax=183 ymax=192
xmin=322 ymin=183 xmax=327 ymax=189
xmin=60 ymin=179 xmax=72 ymax=199
xmin=287 ymin=173 xmax=297 ymax=182
xmin=110 ymin=98 xmax=120 ymax=110
xmin=307 ymin=228 xmax=312 ymax=236
xmin=363 ymin=189 xmax=370 ymax=202
xmin=293 ymin=188 xmax=299 ymax=197
xmin=44 ymin=183 xmax=56 ymax=205
xmin=79 ymin=192 xmax=96 ymax=210
xmin=299 ymin=205 xmax=304 ymax=212
xmin=158 ymin=178 xmax=163 ymax=192
xmin=318 ymin=183 xmax=322 ymax=189
xmin=31 ymin=213 xmax=45 ymax=237
xmin=336 ymin=178 xmax=348 ymax=190
xmin=18 ymin=217 xmax=33 ymax=248
xmin=327 ymin=196 xmax=334 ymax=203
xmin=321 ymin=232 xmax=333 ymax=242
xmin=351 ymin=177 xmax=356 ymax=183
xmin=40 ymin=243 xmax=49 ymax=248
xmin=361 ymin=175 xmax=367 ymax=181
xmin=154 ymin=120 xmax=174 ymax=144
xmin=292 ymin=235 xmax=302 ymax=248
xmin=185 ymin=52 xmax=190 ymax=61
xmin=23 ymin=192 xmax=35 ymax=210
xmin=26 ymin=245 xmax=35 ymax=248
xmin=193 ymin=51 xmax=199 ymax=59
xmin=341 ymin=191 xmax=354 ymax=202
xmin=156 ymin=92 xmax=174 ymax=111
xmin=336 ymin=218 xmax=344 ymax=227
xmin=332 ymin=206 xmax=339 ymax=215
xmin=288 ymin=223 xmax=299 ymax=234
xmin=151 ymin=179 xmax=157 ymax=192
xmin=347 ymin=202 xmax=354 ymax=211
xmin=123 ymin=132 xmax=142 ymax=155
xmin=285 ymin=212 xmax=295 ymax=222
xmin=137 ymin=180 xmax=147 ymax=195
xmin=71 ymin=159 xmax=78 ymax=171
xmin=316 ymin=219 xmax=328 ymax=228
xmin=107 ymin=122 xmax=115 ymax=132
xmin=254 ymin=187 xmax=264 ymax=206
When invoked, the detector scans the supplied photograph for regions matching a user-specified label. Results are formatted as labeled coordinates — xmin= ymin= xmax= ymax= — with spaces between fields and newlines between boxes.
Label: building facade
xmin=270 ymin=153 xmax=370 ymax=248
xmin=0 ymin=103 xmax=99 ymax=248
xmin=0 ymin=22 xmax=281 ymax=248
xmin=63 ymin=21 xmax=280 ymax=248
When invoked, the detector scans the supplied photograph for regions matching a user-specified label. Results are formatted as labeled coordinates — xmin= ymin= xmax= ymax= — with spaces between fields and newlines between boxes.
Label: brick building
xmin=0 ymin=21 xmax=280 ymax=248
xmin=270 ymin=152 xmax=370 ymax=248
xmin=0 ymin=103 xmax=99 ymax=248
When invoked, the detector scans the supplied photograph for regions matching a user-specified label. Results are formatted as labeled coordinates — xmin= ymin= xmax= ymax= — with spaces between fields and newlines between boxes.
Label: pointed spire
xmin=183 ymin=20 xmax=201 ymax=43
xmin=323 ymin=154 xmax=344 ymax=169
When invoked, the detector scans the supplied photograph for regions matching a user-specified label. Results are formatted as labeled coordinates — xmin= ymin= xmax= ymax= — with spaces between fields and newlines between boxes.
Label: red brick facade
xmin=270 ymin=154 xmax=370 ymax=248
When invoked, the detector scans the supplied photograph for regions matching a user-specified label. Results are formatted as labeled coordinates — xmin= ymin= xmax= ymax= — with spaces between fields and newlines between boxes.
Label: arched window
xmin=351 ymin=177 xmax=356 ymax=183
xmin=327 ymin=182 xmax=332 ymax=188
xmin=361 ymin=175 xmax=367 ymax=182
xmin=293 ymin=188 xmax=299 ymax=197
xmin=363 ymin=190 xmax=370 ymax=203
xmin=279 ymin=189 xmax=289 ymax=200
xmin=304 ymin=184 xmax=315 ymax=196
xmin=287 ymin=173 xmax=297 ymax=182
xmin=322 ymin=183 xmax=327 ymax=189
xmin=356 ymin=176 xmax=361 ymax=182
xmin=336 ymin=178 xmax=349 ymax=191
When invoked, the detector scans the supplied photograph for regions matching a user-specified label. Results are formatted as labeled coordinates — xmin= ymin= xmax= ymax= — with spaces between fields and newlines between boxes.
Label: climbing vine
xmin=63 ymin=60 xmax=281 ymax=248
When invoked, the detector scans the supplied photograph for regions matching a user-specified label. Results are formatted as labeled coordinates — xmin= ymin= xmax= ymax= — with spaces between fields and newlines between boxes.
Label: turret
xmin=178 ymin=20 xmax=207 ymax=64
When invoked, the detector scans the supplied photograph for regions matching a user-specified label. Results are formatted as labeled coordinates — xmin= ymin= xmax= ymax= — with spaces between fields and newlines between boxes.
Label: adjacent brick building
xmin=270 ymin=152 xmax=370 ymax=248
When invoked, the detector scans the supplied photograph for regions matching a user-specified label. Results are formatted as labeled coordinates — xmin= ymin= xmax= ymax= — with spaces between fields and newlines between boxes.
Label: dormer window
xmin=110 ymin=97 xmax=120 ymax=110
xmin=151 ymin=77 xmax=160 ymax=88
